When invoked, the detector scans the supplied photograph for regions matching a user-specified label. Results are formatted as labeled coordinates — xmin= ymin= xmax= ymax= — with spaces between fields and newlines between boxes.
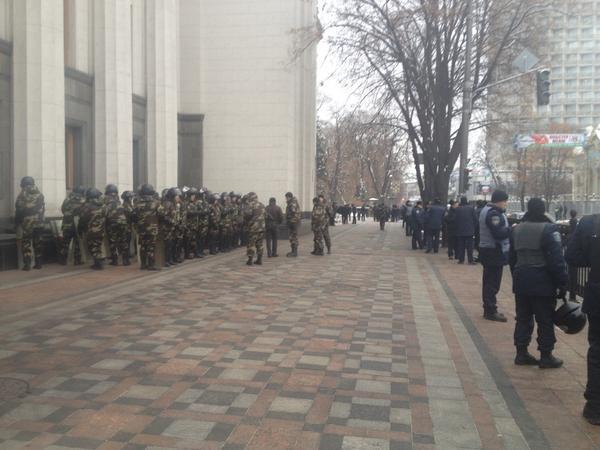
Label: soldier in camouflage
xmin=160 ymin=188 xmax=180 ymax=267
xmin=220 ymin=193 xmax=233 ymax=252
xmin=173 ymin=191 xmax=185 ymax=263
xmin=321 ymin=194 xmax=333 ymax=254
xmin=79 ymin=188 xmax=107 ymax=270
xmin=285 ymin=192 xmax=302 ymax=257
xmin=121 ymin=191 xmax=136 ymax=261
xmin=197 ymin=189 xmax=209 ymax=257
xmin=132 ymin=184 xmax=161 ymax=270
xmin=243 ymin=192 xmax=265 ymax=266
xmin=311 ymin=197 xmax=327 ymax=256
xmin=104 ymin=184 xmax=130 ymax=266
xmin=15 ymin=176 xmax=45 ymax=271
xmin=208 ymin=194 xmax=222 ymax=255
xmin=185 ymin=188 xmax=200 ymax=259
xmin=59 ymin=185 xmax=86 ymax=266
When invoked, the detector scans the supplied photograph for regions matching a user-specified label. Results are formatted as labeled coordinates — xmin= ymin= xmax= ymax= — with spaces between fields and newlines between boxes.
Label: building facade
xmin=0 ymin=0 xmax=318 ymax=221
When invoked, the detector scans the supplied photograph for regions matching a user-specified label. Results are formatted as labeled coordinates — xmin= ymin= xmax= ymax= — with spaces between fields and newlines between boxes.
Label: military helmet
xmin=167 ymin=187 xmax=182 ymax=199
xmin=105 ymin=184 xmax=118 ymax=195
xmin=285 ymin=192 xmax=293 ymax=198
xmin=121 ymin=190 xmax=134 ymax=201
xmin=140 ymin=183 xmax=155 ymax=196
xmin=86 ymin=187 xmax=102 ymax=200
xmin=554 ymin=299 xmax=587 ymax=334
xmin=187 ymin=187 xmax=199 ymax=197
xmin=74 ymin=185 xmax=86 ymax=195
xmin=20 ymin=176 xmax=35 ymax=188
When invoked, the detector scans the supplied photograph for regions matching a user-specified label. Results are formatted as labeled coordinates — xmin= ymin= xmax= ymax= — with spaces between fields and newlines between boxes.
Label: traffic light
xmin=536 ymin=69 xmax=551 ymax=106
xmin=461 ymin=168 xmax=471 ymax=193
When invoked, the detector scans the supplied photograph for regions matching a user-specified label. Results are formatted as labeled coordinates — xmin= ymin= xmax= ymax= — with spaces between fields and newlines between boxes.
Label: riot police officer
xmin=510 ymin=198 xmax=567 ymax=368
xmin=567 ymin=212 xmax=600 ymax=424
xmin=479 ymin=190 xmax=510 ymax=322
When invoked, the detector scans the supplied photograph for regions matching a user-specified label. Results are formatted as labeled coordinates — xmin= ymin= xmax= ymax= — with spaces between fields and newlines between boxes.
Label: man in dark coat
xmin=444 ymin=201 xmax=458 ymax=259
xmin=411 ymin=201 xmax=425 ymax=250
xmin=455 ymin=196 xmax=478 ymax=265
xmin=424 ymin=199 xmax=445 ymax=253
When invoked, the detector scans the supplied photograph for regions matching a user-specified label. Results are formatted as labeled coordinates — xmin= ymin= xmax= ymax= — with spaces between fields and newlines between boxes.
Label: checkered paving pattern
xmin=0 ymin=221 xmax=585 ymax=449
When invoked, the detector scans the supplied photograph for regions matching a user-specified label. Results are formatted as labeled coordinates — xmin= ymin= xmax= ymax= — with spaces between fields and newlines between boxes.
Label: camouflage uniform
xmin=159 ymin=194 xmax=179 ymax=266
xmin=60 ymin=191 xmax=85 ymax=265
xmin=174 ymin=200 xmax=186 ymax=263
xmin=220 ymin=196 xmax=233 ymax=252
xmin=15 ymin=183 xmax=45 ymax=269
xmin=185 ymin=196 xmax=200 ymax=258
xmin=133 ymin=194 xmax=161 ymax=269
xmin=208 ymin=197 xmax=222 ymax=254
xmin=311 ymin=198 xmax=327 ymax=255
xmin=121 ymin=192 xmax=135 ymax=261
xmin=243 ymin=193 xmax=265 ymax=264
xmin=197 ymin=194 xmax=209 ymax=256
xmin=105 ymin=193 xmax=130 ymax=265
xmin=285 ymin=194 xmax=302 ymax=256
xmin=79 ymin=197 xmax=107 ymax=262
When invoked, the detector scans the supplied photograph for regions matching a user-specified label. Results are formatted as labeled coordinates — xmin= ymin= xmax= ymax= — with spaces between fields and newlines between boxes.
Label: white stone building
xmin=0 ymin=0 xmax=318 ymax=221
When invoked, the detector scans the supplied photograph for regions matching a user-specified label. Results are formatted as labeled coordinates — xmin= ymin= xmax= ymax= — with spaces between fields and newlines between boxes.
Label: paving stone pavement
xmin=0 ymin=221 xmax=599 ymax=449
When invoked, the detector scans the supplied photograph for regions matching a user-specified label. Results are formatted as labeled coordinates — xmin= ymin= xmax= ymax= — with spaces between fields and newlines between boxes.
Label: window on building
xmin=582 ymin=91 xmax=595 ymax=99
xmin=581 ymin=53 xmax=594 ymax=63
xmin=580 ymin=104 xmax=592 ymax=114
xmin=566 ymin=117 xmax=579 ymax=125
xmin=566 ymin=66 xmax=578 ymax=77
xmin=551 ymin=105 xmax=563 ymax=115
xmin=581 ymin=27 xmax=594 ymax=38
xmin=581 ymin=78 xmax=593 ymax=88
xmin=565 ymin=79 xmax=577 ymax=89
xmin=582 ymin=15 xmax=594 ymax=25
xmin=566 ymin=53 xmax=578 ymax=64
xmin=566 ymin=104 xmax=577 ymax=115
xmin=580 ymin=117 xmax=593 ymax=126
xmin=583 ymin=40 xmax=595 ymax=50
xmin=567 ymin=41 xmax=579 ymax=50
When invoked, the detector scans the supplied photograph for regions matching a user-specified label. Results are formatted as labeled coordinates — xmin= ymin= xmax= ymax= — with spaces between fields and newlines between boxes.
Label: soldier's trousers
xmin=265 ymin=226 xmax=279 ymax=256
xmin=323 ymin=225 xmax=331 ymax=250
xmin=139 ymin=232 xmax=158 ymax=261
xmin=247 ymin=231 xmax=264 ymax=258
xmin=106 ymin=222 xmax=129 ymax=257
xmin=288 ymin=223 xmax=299 ymax=248
xmin=186 ymin=226 xmax=199 ymax=256
xmin=313 ymin=228 xmax=324 ymax=253
xmin=19 ymin=219 xmax=43 ymax=261
xmin=61 ymin=225 xmax=82 ymax=262
xmin=86 ymin=232 xmax=104 ymax=259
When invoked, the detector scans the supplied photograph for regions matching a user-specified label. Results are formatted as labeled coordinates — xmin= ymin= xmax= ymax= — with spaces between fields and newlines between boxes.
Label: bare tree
xmin=330 ymin=0 xmax=547 ymax=202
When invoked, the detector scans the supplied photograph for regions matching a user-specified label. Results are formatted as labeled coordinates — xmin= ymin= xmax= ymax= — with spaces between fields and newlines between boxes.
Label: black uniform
xmin=411 ymin=206 xmax=425 ymax=250
xmin=566 ymin=215 xmax=600 ymax=419
xmin=510 ymin=220 xmax=567 ymax=354
xmin=479 ymin=204 xmax=510 ymax=318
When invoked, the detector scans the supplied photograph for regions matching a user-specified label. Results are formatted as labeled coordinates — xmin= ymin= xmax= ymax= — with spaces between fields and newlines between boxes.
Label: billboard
xmin=514 ymin=133 xmax=585 ymax=149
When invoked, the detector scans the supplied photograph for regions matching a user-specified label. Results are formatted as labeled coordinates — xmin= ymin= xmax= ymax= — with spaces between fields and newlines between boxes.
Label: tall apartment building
xmin=0 ymin=0 xmax=319 ymax=221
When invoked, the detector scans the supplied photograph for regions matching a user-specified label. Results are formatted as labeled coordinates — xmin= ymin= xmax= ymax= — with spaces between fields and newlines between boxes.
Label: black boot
xmin=254 ymin=254 xmax=263 ymax=265
xmin=583 ymin=403 xmax=600 ymax=425
xmin=164 ymin=241 xmax=172 ymax=267
xmin=91 ymin=258 xmax=104 ymax=270
xmin=147 ymin=256 xmax=159 ymax=271
xmin=539 ymin=352 xmax=563 ymax=369
xmin=109 ymin=254 xmax=119 ymax=266
xmin=33 ymin=257 xmax=42 ymax=269
xmin=246 ymin=256 xmax=254 ymax=266
xmin=287 ymin=245 xmax=298 ymax=257
xmin=483 ymin=311 xmax=507 ymax=322
xmin=22 ymin=256 xmax=31 ymax=271
xmin=514 ymin=346 xmax=538 ymax=366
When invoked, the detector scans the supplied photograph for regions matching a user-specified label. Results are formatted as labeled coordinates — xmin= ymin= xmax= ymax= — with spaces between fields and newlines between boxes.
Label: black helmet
xmin=167 ymin=187 xmax=181 ymax=199
xmin=140 ymin=183 xmax=155 ymax=196
xmin=86 ymin=187 xmax=102 ymax=200
xmin=554 ymin=299 xmax=587 ymax=335
xmin=20 ymin=176 xmax=35 ymax=188
xmin=121 ymin=190 xmax=134 ymax=201
xmin=105 ymin=184 xmax=118 ymax=195
xmin=74 ymin=185 xmax=86 ymax=195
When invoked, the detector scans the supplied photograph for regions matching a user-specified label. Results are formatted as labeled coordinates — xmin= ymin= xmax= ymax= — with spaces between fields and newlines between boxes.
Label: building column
xmin=146 ymin=0 xmax=178 ymax=190
xmin=12 ymin=0 xmax=65 ymax=216
xmin=93 ymin=0 xmax=133 ymax=190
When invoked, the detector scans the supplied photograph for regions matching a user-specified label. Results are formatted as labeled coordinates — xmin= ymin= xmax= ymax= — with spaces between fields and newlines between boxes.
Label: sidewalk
xmin=0 ymin=221 xmax=597 ymax=449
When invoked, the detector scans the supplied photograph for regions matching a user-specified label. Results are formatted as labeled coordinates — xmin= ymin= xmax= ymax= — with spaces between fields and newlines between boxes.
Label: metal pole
xmin=458 ymin=0 xmax=473 ymax=195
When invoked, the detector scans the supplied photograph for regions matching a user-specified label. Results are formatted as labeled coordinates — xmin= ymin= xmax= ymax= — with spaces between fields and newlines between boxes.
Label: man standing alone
xmin=265 ymin=197 xmax=283 ymax=258
xmin=285 ymin=192 xmax=301 ymax=257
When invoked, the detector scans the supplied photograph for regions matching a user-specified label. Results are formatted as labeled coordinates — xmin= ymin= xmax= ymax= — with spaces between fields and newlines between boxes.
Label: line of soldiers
xmin=15 ymin=176 xmax=314 ymax=271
